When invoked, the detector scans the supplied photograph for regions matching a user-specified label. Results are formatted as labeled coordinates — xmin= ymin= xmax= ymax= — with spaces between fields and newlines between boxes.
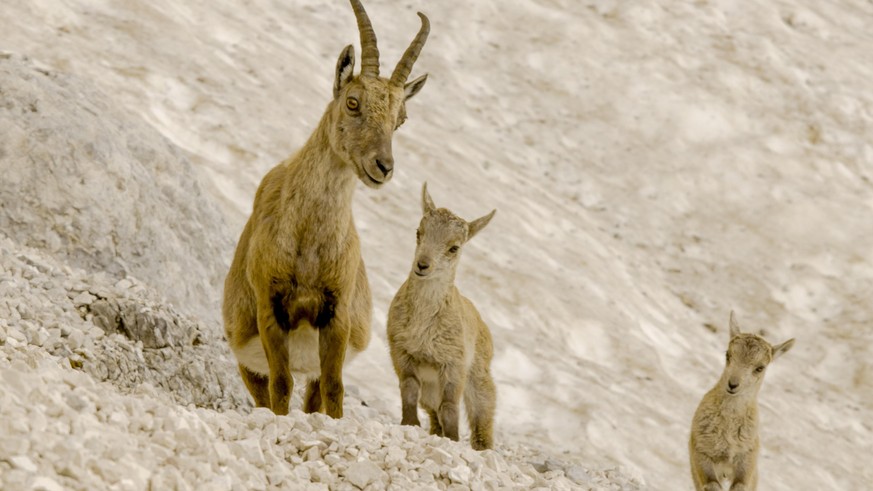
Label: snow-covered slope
xmin=1 ymin=0 xmax=872 ymax=490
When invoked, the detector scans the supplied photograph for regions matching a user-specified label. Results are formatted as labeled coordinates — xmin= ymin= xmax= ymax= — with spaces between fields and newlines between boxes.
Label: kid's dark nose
xmin=375 ymin=156 xmax=394 ymax=177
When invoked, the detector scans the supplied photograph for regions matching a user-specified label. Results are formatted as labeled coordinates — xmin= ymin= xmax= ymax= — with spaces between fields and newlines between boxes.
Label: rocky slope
xmin=0 ymin=234 xmax=641 ymax=490
xmin=0 ymin=54 xmax=639 ymax=490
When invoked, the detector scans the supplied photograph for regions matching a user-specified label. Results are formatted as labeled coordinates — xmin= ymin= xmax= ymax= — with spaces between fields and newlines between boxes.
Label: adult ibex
xmin=223 ymin=0 xmax=429 ymax=418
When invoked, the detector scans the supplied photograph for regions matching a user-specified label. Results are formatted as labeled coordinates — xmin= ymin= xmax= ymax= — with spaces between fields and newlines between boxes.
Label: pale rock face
xmin=0 ymin=55 xmax=231 ymax=324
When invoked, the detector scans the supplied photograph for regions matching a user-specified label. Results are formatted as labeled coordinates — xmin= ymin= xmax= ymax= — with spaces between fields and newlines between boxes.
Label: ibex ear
xmin=404 ymin=73 xmax=428 ymax=100
xmin=467 ymin=209 xmax=496 ymax=241
xmin=334 ymin=45 xmax=355 ymax=99
xmin=772 ymin=338 xmax=795 ymax=361
xmin=729 ymin=311 xmax=742 ymax=340
xmin=421 ymin=182 xmax=436 ymax=214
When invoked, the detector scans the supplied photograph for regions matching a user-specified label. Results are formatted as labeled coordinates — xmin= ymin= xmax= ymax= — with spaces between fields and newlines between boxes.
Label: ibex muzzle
xmin=332 ymin=0 xmax=430 ymax=189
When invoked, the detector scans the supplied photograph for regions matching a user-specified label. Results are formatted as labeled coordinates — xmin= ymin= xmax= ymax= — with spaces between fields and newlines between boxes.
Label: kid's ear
xmin=334 ymin=45 xmax=355 ymax=98
xmin=772 ymin=338 xmax=795 ymax=361
xmin=467 ymin=209 xmax=496 ymax=241
xmin=728 ymin=311 xmax=742 ymax=340
xmin=421 ymin=182 xmax=436 ymax=214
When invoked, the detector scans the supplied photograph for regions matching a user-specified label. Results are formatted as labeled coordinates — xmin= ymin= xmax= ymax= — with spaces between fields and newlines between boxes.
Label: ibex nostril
xmin=375 ymin=158 xmax=393 ymax=176
xmin=417 ymin=261 xmax=429 ymax=271
xmin=728 ymin=381 xmax=739 ymax=390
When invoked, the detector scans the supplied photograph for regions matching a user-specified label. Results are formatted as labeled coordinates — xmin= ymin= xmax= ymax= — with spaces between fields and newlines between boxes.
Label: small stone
xmin=213 ymin=441 xmax=233 ymax=464
xmin=448 ymin=465 xmax=472 ymax=485
xmin=9 ymin=455 xmax=38 ymax=472
xmin=67 ymin=329 xmax=85 ymax=349
xmin=345 ymin=460 xmax=385 ymax=489
xmin=8 ymin=327 xmax=27 ymax=343
xmin=309 ymin=462 xmax=333 ymax=483
xmin=16 ymin=303 xmax=33 ymax=320
xmin=544 ymin=458 xmax=565 ymax=472
xmin=248 ymin=407 xmax=275 ymax=428
xmin=114 ymin=279 xmax=133 ymax=290
xmin=265 ymin=469 xmax=285 ymax=486
xmin=0 ymin=431 xmax=29 ymax=455
xmin=385 ymin=446 xmax=406 ymax=465
xmin=304 ymin=445 xmax=321 ymax=461
xmin=89 ymin=326 xmax=105 ymax=339
xmin=565 ymin=466 xmax=591 ymax=484
xmin=430 ymin=447 xmax=454 ymax=465
xmin=29 ymin=476 xmax=64 ymax=491
xmin=293 ymin=465 xmax=311 ymax=481
xmin=72 ymin=292 xmax=95 ymax=306
xmin=31 ymin=327 xmax=50 ymax=347
xmin=231 ymin=438 xmax=265 ymax=466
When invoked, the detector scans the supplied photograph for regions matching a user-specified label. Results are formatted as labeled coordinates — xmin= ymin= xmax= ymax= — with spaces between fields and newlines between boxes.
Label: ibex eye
xmin=448 ymin=245 xmax=459 ymax=254
xmin=755 ymin=366 xmax=765 ymax=373
xmin=346 ymin=97 xmax=359 ymax=110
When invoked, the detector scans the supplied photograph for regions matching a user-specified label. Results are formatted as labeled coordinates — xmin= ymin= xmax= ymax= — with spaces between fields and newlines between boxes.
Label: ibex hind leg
xmin=304 ymin=378 xmax=322 ymax=413
xmin=238 ymin=364 xmax=270 ymax=408
xmin=427 ymin=409 xmax=443 ymax=436
xmin=464 ymin=370 xmax=496 ymax=450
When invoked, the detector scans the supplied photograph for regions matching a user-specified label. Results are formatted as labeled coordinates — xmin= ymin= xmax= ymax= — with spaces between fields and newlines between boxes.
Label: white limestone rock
xmin=344 ymin=460 xmax=386 ymax=490
xmin=9 ymin=455 xmax=38 ymax=472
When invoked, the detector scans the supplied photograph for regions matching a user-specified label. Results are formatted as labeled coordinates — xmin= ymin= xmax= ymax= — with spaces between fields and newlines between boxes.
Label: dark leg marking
xmin=314 ymin=289 xmax=336 ymax=329
xmin=271 ymin=292 xmax=293 ymax=332
xmin=304 ymin=378 xmax=322 ymax=414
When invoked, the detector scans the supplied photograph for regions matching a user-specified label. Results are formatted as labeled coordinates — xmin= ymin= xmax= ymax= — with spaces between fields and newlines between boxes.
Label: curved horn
xmin=349 ymin=0 xmax=380 ymax=77
xmin=390 ymin=12 xmax=430 ymax=86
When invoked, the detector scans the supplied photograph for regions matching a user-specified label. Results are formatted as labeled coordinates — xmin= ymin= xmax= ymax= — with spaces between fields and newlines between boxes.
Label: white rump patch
xmin=233 ymin=327 xmax=360 ymax=379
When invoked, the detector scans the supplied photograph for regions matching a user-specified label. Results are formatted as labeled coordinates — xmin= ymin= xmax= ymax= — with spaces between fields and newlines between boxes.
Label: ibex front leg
xmin=395 ymin=356 xmax=421 ymax=426
xmin=438 ymin=368 xmax=465 ymax=441
xmin=318 ymin=306 xmax=349 ymax=419
xmin=730 ymin=450 xmax=758 ymax=491
xmin=256 ymin=294 xmax=292 ymax=415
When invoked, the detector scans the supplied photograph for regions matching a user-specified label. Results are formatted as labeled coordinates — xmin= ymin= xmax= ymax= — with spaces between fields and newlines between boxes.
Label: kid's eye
xmin=755 ymin=366 xmax=765 ymax=373
xmin=448 ymin=245 xmax=459 ymax=254
xmin=346 ymin=97 xmax=359 ymax=110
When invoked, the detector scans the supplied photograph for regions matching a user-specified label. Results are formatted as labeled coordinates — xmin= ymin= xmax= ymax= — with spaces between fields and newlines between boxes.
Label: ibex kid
xmin=387 ymin=183 xmax=497 ymax=450
xmin=689 ymin=312 xmax=795 ymax=490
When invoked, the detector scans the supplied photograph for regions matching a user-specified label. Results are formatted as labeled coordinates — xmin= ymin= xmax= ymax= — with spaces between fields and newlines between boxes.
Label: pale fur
xmin=387 ymin=183 xmax=497 ymax=450
xmin=689 ymin=312 xmax=795 ymax=491
xmin=223 ymin=0 xmax=429 ymax=418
